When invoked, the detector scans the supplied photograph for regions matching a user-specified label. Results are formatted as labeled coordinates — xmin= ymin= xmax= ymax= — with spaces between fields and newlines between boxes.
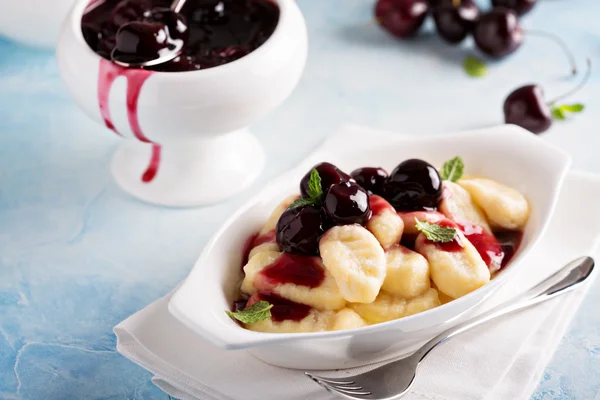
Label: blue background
xmin=0 ymin=0 xmax=599 ymax=399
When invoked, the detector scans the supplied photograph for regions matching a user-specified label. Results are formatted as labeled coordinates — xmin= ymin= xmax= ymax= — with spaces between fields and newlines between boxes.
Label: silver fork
xmin=305 ymin=256 xmax=595 ymax=400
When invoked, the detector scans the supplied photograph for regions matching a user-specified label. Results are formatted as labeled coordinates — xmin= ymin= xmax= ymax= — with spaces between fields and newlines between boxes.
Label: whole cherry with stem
xmin=473 ymin=7 xmax=578 ymax=75
xmin=504 ymin=58 xmax=591 ymax=134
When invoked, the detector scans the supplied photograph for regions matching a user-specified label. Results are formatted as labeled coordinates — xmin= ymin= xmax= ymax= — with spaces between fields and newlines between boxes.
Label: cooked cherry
xmin=276 ymin=205 xmax=327 ymax=255
xmin=324 ymin=182 xmax=371 ymax=226
xmin=112 ymin=21 xmax=177 ymax=65
xmin=491 ymin=0 xmax=536 ymax=16
xmin=190 ymin=0 xmax=229 ymax=23
xmin=350 ymin=167 xmax=388 ymax=195
xmin=82 ymin=0 xmax=279 ymax=71
xmin=97 ymin=36 xmax=117 ymax=59
xmin=375 ymin=0 xmax=429 ymax=38
xmin=432 ymin=0 xmax=479 ymax=44
xmin=299 ymin=162 xmax=351 ymax=199
xmin=146 ymin=7 xmax=189 ymax=40
xmin=81 ymin=23 xmax=103 ymax=51
xmin=503 ymin=85 xmax=552 ymax=134
xmin=111 ymin=0 xmax=153 ymax=27
xmin=383 ymin=159 xmax=443 ymax=211
xmin=473 ymin=8 xmax=522 ymax=58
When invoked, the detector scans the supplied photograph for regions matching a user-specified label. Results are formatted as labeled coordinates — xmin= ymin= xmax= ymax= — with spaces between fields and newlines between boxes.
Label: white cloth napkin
xmin=115 ymin=126 xmax=600 ymax=400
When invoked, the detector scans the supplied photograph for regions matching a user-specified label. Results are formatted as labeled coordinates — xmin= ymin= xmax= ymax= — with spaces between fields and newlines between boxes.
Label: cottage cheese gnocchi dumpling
xmin=244 ymin=293 xmax=365 ymax=333
xmin=458 ymin=178 xmax=530 ymax=230
xmin=241 ymin=251 xmax=346 ymax=311
xmin=415 ymin=228 xmax=490 ymax=299
xmin=349 ymin=288 xmax=440 ymax=324
xmin=366 ymin=195 xmax=404 ymax=249
xmin=382 ymin=245 xmax=430 ymax=298
xmin=319 ymin=225 xmax=387 ymax=304
xmin=439 ymin=181 xmax=491 ymax=232
xmin=399 ymin=211 xmax=445 ymax=236
xmin=247 ymin=308 xmax=336 ymax=333
xmin=330 ymin=308 xmax=368 ymax=331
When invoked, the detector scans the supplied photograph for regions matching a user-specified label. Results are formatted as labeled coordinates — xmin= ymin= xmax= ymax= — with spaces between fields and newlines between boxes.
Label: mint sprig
xmin=226 ymin=301 xmax=273 ymax=324
xmin=551 ymin=103 xmax=585 ymax=120
xmin=462 ymin=56 xmax=487 ymax=78
xmin=288 ymin=197 xmax=317 ymax=209
xmin=415 ymin=218 xmax=458 ymax=243
xmin=289 ymin=168 xmax=323 ymax=209
xmin=439 ymin=156 xmax=464 ymax=182
xmin=307 ymin=168 xmax=323 ymax=199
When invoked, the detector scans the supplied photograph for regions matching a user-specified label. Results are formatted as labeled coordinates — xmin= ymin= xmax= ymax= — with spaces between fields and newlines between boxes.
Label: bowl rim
xmin=69 ymin=0 xmax=300 ymax=79
xmin=169 ymin=124 xmax=572 ymax=349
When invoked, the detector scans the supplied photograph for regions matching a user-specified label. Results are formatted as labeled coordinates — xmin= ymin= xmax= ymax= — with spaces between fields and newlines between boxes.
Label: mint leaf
xmin=439 ymin=156 xmax=464 ymax=182
xmin=414 ymin=218 xmax=458 ymax=243
xmin=289 ymin=169 xmax=324 ymax=209
xmin=307 ymin=168 xmax=323 ymax=200
xmin=551 ymin=103 xmax=585 ymax=121
xmin=226 ymin=301 xmax=273 ymax=324
xmin=462 ymin=56 xmax=487 ymax=78
xmin=289 ymin=197 xmax=317 ymax=209
xmin=551 ymin=106 xmax=566 ymax=120
xmin=561 ymin=103 xmax=584 ymax=113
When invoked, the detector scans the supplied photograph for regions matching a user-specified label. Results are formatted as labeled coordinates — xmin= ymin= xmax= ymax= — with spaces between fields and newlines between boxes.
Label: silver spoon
xmin=111 ymin=0 xmax=188 ymax=68
xmin=306 ymin=256 xmax=595 ymax=400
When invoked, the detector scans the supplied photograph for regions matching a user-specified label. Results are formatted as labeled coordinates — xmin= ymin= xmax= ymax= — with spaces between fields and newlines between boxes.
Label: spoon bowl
xmin=111 ymin=0 xmax=187 ymax=69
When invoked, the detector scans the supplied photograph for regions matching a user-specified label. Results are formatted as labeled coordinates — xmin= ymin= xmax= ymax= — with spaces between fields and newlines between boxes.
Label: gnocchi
xmin=231 ymin=157 xmax=528 ymax=334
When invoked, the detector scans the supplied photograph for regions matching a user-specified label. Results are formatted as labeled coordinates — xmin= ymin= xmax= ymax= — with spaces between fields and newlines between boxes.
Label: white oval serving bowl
xmin=169 ymin=125 xmax=571 ymax=370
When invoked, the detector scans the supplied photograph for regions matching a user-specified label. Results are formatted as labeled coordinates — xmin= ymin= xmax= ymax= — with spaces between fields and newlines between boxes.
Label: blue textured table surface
xmin=1 ymin=1 xmax=599 ymax=399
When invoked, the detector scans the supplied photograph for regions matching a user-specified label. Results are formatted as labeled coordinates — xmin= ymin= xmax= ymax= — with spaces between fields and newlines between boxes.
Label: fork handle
xmin=412 ymin=256 xmax=594 ymax=363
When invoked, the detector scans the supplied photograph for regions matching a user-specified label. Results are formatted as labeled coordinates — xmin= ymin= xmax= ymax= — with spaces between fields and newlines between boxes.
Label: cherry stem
xmin=547 ymin=58 xmax=591 ymax=105
xmin=525 ymin=30 xmax=577 ymax=76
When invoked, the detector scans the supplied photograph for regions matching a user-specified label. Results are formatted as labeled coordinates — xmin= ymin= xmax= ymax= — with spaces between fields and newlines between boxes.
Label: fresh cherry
xmin=276 ymin=205 xmax=328 ymax=255
xmin=383 ymin=159 xmax=443 ymax=211
xmin=491 ymin=0 xmax=537 ymax=16
xmin=473 ymin=8 xmax=522 ymax=58
xmin=503 ymin=59 xmax=591 ymax=134
xmin=324 ymin=182 xmax=371 ymax=226
xmin=432 ymin=0 xmax=479 ymax=44
xmin=503 ymin=85 xmax=551 ymax=134
xmin=299 ymin=162 xmax=352 ymax=199
xmin=350 ymin=167 xmax=388 ymax=195
xmin=375 ymin=0 xmax=429 ymax=38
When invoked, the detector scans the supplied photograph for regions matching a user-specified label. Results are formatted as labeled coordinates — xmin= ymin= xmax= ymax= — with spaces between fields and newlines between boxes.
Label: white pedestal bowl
xmin=56 ymin=0 xmax=308 ymax=206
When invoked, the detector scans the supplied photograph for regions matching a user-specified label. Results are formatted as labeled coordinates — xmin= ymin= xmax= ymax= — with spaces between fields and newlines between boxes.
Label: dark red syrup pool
xmin=81 ymin=0 xmax=279 ymax=182
xmin=368 ymin=194 xmax=394 ymax=217
xmin=245 ymin=292 xmax=312 ymax=322
xmin=260 ymin=253 xmax=325 ymax=288
xmin=424 ymin=219 xmax=523 ymax=272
